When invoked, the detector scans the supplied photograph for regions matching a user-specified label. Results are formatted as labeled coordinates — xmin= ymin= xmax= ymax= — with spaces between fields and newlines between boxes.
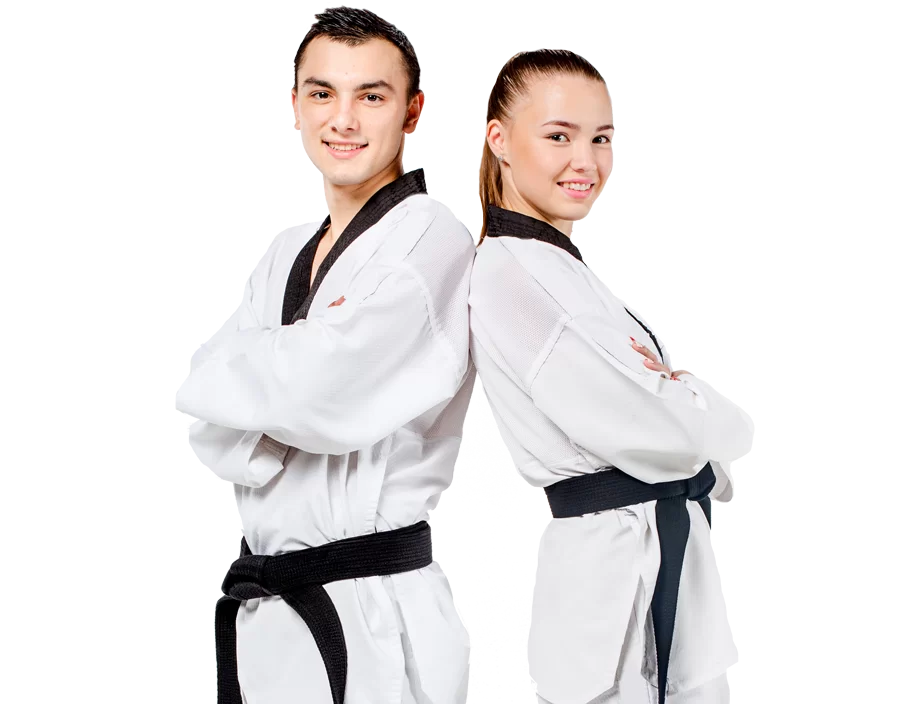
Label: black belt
xmin=215 ymin=521 xmax=433 ymax=704
xmin=544 ymin=463 xmax=716 ymax=704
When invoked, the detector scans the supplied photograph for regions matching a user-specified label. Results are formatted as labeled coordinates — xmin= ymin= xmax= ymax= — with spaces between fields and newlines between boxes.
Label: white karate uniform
xmin=176 ymin=171 xmax=475 ymax=704
xmin=469 ymin=206 xmax=754 ymax=704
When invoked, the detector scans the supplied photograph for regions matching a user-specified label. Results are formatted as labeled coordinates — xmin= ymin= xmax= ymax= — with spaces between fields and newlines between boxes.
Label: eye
xmin=363 ymin=94 xmax=384 ymax=104
xmin=593 ymin=135 xmax=612 ymax=144
xmin=311 ymin=91 xmax=331 ymax=100
xmin=548 ymin=134 xmax=570 ymax=143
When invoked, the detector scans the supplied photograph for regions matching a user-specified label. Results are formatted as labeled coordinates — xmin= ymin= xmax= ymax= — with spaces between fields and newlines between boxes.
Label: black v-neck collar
xmin=484 ymin=205 xmax=584 ymax=263
xmin=281 ymin=168 xmax=427 ymax=325
xmin=484 ymin=206 xmax=668 ymax=363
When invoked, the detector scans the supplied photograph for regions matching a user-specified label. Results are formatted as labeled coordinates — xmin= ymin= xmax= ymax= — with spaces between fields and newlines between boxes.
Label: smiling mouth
xmin=324 ymin=141 xmax=368 ymax=151
xmin=558 ymin=181 xmax=595 ymax=201
xmin=558 ymin=181 xmax=594 ymax=191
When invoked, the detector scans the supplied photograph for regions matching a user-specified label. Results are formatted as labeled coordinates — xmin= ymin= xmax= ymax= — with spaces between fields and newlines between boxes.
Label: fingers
xmin=328 ymin=296 xmax=346 ymax=308
xmin=632 ymin=337 xmax=679 ymax=378
xmin=630 ymin=338 xmax=658 ymax=362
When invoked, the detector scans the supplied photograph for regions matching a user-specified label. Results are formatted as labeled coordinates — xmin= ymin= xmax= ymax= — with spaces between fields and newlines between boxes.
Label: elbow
xmin=704 ymin=407 xmax=754 ymax=463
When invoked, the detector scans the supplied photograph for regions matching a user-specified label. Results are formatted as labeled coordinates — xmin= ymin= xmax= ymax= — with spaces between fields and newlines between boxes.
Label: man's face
xmin=292 ymin=37 xmax=422 ymax=186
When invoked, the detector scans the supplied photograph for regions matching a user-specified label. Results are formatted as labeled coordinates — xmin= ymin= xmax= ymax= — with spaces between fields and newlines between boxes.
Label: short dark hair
xmin=293 ymin=6 xmax=421 ymax=101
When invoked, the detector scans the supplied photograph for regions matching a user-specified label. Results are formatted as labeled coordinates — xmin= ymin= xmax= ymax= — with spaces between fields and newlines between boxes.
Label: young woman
xmin=468 ymin=50 xmax=755 ymax=704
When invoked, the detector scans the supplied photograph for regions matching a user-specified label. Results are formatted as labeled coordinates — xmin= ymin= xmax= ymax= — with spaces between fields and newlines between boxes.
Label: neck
xmin=500 ymin=189 xmax=573 ymax=237
xmin=323 ymin=159 xmax=404 ymax=241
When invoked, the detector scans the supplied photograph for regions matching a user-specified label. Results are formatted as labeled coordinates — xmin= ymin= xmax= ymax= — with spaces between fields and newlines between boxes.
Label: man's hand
xmin=630 ymin=337 xmax=691 ymax=380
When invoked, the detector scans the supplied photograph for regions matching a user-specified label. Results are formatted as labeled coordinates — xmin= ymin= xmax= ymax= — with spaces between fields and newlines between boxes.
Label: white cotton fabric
xmin=469 ymin=234 xmax=754 ymax=704
xmin=176 ymin=194 xmax=475 ymax=704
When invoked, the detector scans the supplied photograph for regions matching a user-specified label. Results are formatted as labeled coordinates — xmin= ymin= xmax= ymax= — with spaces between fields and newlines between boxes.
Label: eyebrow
xmin=300 ymin=77 xmax=396 ymax=93
xmin=542 ymin=120 xmax=615 ymax=132
xmin=356 ymin=80 xmax=396 ymax=93
xmin=301 ymin=76 xmax=335 ymax=90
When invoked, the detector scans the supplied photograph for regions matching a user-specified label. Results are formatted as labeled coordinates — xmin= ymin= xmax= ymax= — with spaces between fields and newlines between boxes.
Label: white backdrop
xmin=112 ymin=3 xmax=817 ymax=704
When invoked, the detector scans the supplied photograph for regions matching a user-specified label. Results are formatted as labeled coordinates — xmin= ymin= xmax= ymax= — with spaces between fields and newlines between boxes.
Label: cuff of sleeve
xmin=673 ymin=373 xmax=708 ymax=409
xmin=234 ymin=432 xmax=291 ymax=488
xmin=709 ymin=460 xmax=735 ymax=502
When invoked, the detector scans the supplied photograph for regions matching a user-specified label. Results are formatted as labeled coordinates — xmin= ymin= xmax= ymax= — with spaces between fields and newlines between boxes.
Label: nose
xmin=569 ymin=140 xmax=598 ymax=174
xmin=330 ymin=99 xmax=359 ymax=134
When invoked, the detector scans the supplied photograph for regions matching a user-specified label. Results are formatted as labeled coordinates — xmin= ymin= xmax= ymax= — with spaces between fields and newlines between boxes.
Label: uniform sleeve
xmin=175 ymin=262 xmax=468 ymax=456
xmin=186 ymin=420 xmax=290 ymax=487
xmin=708 ymin=459 xmax=735 ymax=502
xmin=180 ymin=234 xmax=291 ymax=487
xmin=529 ymin=313 xmax=754 ymax=489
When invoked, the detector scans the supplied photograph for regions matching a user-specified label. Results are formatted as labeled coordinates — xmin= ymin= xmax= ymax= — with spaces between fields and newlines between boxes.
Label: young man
xmin=176 ymin=8 xmax=475 ymax=704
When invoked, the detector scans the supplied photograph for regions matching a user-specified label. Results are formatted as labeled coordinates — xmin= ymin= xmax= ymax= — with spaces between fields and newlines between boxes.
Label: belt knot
xmin=684 ymin=463 xmax=717 ymax=502
xmin=221 ymin=554 xmax=275 ymax=600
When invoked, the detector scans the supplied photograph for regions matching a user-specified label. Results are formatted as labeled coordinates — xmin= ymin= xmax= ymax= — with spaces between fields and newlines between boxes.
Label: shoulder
xmin=470 ymin=237 xmax=569 ymax=331
xmin=400 ymin=195 xmax=474 ymax=268
xmin=410 ymin=195 xmax=473 ymax=249
xmin=471 ymin=236 xmax=554 ymax=299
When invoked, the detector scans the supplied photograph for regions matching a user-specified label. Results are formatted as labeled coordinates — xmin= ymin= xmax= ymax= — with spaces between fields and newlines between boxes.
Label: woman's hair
xmin=478 ymin=50 xmax=606 ymax=244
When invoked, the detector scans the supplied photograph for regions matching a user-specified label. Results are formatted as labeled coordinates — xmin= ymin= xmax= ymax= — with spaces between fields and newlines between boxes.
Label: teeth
xmin=561 ymin=182 xmax=591 ymax=191
xmin=327 ymin=143 xmax=364 ymax=151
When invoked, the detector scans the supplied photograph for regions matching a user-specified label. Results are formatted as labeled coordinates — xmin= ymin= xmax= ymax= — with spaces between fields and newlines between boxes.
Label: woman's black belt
xmin=544 ymin=463 xmax=716 ymax=704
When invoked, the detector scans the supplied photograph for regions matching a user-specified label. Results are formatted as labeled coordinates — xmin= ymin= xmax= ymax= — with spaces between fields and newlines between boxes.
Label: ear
xmin=403 ymin=90 xmax=425 ymax=134
xmin=486 ymin=118 xmax=506 ymax=161
xmin=291 ymin=88 xmax=300 ymax=130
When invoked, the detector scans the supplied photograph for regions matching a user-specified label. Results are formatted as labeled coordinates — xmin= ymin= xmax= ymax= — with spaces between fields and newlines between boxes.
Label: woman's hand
xmin=630 ymin=337 xmax=691 ymax=380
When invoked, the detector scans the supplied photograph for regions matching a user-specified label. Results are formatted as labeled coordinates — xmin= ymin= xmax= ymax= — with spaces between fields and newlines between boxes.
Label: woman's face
xmin=489 ymin=74 xmax=614 ymax=234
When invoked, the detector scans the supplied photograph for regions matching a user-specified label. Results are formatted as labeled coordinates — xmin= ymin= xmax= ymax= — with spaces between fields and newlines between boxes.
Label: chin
xmin=552 ymin=199 xmax=595 ymax=222
xmin=324 ymin=170 xmax=371 ymax=187
xmin=320 ymin=161 xmax=378 ymax=187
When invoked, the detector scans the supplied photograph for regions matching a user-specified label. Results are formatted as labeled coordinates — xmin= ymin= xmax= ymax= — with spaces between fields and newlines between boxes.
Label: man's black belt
xmin=544 ymin=463 xmax=716 ymax=704
xmin=215 ymin=521 xmax=433 ymax=704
